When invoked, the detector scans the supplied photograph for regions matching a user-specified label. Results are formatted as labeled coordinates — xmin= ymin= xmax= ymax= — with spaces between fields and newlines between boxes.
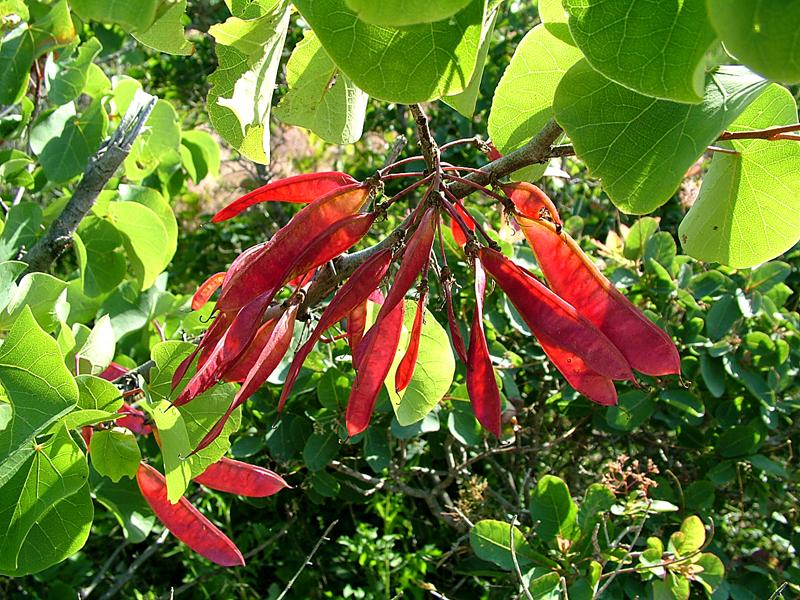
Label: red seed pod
xmin=172 ymin=347 xmax=199 ymax=391
xmin=136 ymin=463 xmax=245 ymax=567
xmin=99 ymin=362 xmax=128 ymax=381
xmin=517 ymin=217 xmax=680 ymax=376
xmin=191 ymin=272 xmax=226 ymax=311
xmin=117 ymin=403 xmax=153 ymax=435
xmin=279 ymin=249 xmax=393 ymax=410
xmin=285 ymin=212 xmax=377 ymax=285
xmin=536 ymin=333 xmax=617 ymax=406
xmin=395 ymin=287 xmax=427 ymax=392
xmin=191 ymin=305 xmax=299 ymax=454
xmin=221 ymin=319 xmax=278 ymax=383
xmin=449 ymin=203 xmax=475 ymax=247
xmin=466 ymin=257 xmax=502 ymax=436
xmin=217 ymin=184 xmax=370 ymax=312
xmin=212 ymin=171 xmax=358 ymax=222
xmin=345 ymin=299 xmax=405 ymax=437
xmin=379 ymin=207 xmax=437 ymax=319
xmin=443 ymin=278 xmax=468 ymax=364
xmin=502 ymin=182 xmax=562 ymax=226
xmin=194 ymin=457 xmax=290 ymax=497
xmin=174 ymin=292 xmax=273 ymax=406
xmin=195 ymin=310 xmax=236 ymax=372
xmin=347 ymin=289 xmax=384 ymax=356
xmin=479 ymin=248 xmax=634 ymax=382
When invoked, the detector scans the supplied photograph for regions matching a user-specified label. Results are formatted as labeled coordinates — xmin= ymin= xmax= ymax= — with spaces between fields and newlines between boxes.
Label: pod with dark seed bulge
xmin=194 ymin=457 xmax=290 ymax=497
xmin=518 ymin=217 xmax=680 ymax=376
xmin=478 ymin=248 xmax=634 ymax=382
xmin=136 ymin=463 xmax=245 ymax=567
xmin=213 ymin=171 xmax=358 ymax=222
xmin=466 ymin=257 xmax=502 ymax=436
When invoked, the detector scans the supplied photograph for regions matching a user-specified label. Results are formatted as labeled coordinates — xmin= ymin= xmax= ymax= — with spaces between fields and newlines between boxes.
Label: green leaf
xmin=554 ymin=63 xmax=768 ymax=214
xmin=90 ymin=429 xmax=141 ymax=482
xmin=180 ymin=130 xmax=221 ymax=182
xmin=0 ymin=424 xmax=88 ymax=574
xmin=385 ymin=303 xmax=456 ymax=427
xmin=74 ymin=315 xmax=115 ymax=375
xmin=692 ymin=552 xmax=725 ymax=593
xmin=0 ymin=26 xmax=34 ymax=105
xmin=132 ymin=0 xmax=193 ymax=55
xmin=274 ymin=30 xmax=368 ymax=145
xmin=700 ymin=354 xmax=726 ymax=397
xmin=563 ymin=0 xmax=717 ymax=103
xmin=716 ymin=424 xmax=761 ymax=458
xmin=107 ymin=201 xmax=170 ymax=290
xmin=577 ymin=483 xmax=615 ymax=533
xmin=148 ymin=341 xmax=241 ymax=477
xmin=29 ymin=0 xmax=76 ymax=55
xmin=707 ymin=0 xmax=800 ymax=84
xmin=660 ymin=389 xmax=705 ymax=418
xmin=30 ymin=97 xmax=108 ymax=183
xmin=444 ymin=7 xmax=498 ymax=118
xmin=47 ymin=37 xmax=103 ymax=105
xmin=0 ymin=260 xmax=26 ymax=312
xmin=670 ymin=515 xmax=705 ymax=555
xmin=470 ymin=519 xmax=537 ymax=570
xmin=207 ymin=3 xmax=291 ymax=164
xmin=488 ymin=22 xmax=582 ymax=180
xmin=623 ymin=217 xmax=660 ymax=260
xmin=447 ymin=401 xmax=483 ymax=446
xmin=705 ymin=294 xmax=739 ymax=340
xmin=0 ymin=202 xmax=42 ymax=262
xmin=605 ymin=390 xmax=654 ymax=432
xmin=303 ymin=431 xmax=339 ymax=472
xmin=0 ymin=272 xmax=66 ymax=332
xmin=62 ymin=409 xmax=117 ymax=430
xmin=69 ymin=0 xmax=160 ymax=32
xmin=118 ymin=184 xmax=177 ymax=265
xmin=92 ymin=472 xmax=155 ymax=543
xmin=143 ymin=400 xmax=192 ymax=503
xmin=529 ymin=475 xmax=578 ymax=542
xmin=74 ymin=216 xmax=126 ymax=297
xmin=363 ymin=428 xmax=390 ymax=473
xmin=11 ymin=483 xmax=92 ymax=576
xmin=652 ymin=572 xmax=690 ymax=600
xmin=344 ymin=0 xmax=471 ymax=26
xmin=124 ymin=99 xmax=181 ymax=179
xmin=679 ymin=84 xmax=800 ymax=268
xmin=295 ymin=0 xmax=485 ymax=103
xmin=747 ymin=262 xmax=791 ymax=292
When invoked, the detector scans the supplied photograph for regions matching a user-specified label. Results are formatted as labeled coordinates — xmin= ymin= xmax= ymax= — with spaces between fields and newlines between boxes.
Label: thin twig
xmin=80 ymin=538 xmax=129 ymax=598
xmin=99 ymin=528 xmax=169 ymax=600
xmin=593 ymin=502 xmax=650 ymax=599
xmin=510 ymin=517 xmax=534 ymax=600
xmin=276 ymin=519 xmax=339 ymax=600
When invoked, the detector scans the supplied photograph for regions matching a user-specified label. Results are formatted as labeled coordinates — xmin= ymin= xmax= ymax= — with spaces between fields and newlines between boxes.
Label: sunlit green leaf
xmin=679 ymin=84 xmax=800 ymax=267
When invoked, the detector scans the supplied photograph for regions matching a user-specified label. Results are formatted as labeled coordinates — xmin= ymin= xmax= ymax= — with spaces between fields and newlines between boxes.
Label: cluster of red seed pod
xmin=176 ymin=159 xmax=681 ymax=445
xmin=84 ymin=365 xmax=290 ymax=566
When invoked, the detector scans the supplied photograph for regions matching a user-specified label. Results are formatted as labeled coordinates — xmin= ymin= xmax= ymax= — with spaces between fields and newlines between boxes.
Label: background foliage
xmin=0 ymin=0 xmax=798 ymax=598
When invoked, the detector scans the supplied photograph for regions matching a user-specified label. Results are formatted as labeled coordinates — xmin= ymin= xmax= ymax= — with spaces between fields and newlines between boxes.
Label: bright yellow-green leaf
xmin=679 ymin=84 xmax=800 ymax=267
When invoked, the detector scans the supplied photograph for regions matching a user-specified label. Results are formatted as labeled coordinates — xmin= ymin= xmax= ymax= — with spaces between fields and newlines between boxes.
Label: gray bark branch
xmin=21 ymin=92 xmax=156 ymax=275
